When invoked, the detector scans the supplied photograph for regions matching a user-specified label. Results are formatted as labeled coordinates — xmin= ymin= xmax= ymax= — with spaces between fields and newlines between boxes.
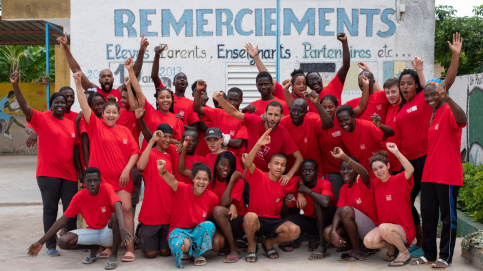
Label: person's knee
xmin=340 ymin=206 xmax=354 ymax=219
xmin=181 ymin=238 xmax=191 ymax=253
xmin=212 ymin=234 xmax=225 ymax=251
xmin=323 ymin=226 xmax=332 ymax=241
xmin=288 ymin=224 xmax=301 ymax=240
xmin=58 ymin=234 xmax=75 ymax=250
xmin=213 ymin=206 xmax=227 ymax=221
xmin=363 ymin=235 xmax=376 ymax=248
xmin=143 ymin=250 xmax=157 ymax=259
xmin=122 ymin=203 xmax=132 ymax=214
xmin=159 ymin=249 xmax=171 ymax=257
xmin=243 ymin=212 xmax=258 ymax=227
xmin=378 ymin=223 xmax=391 ymax=237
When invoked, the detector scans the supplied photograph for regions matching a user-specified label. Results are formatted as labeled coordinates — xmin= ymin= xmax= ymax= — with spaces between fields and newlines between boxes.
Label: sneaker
xmin=3 ymin=133 xmax=13 ymax=139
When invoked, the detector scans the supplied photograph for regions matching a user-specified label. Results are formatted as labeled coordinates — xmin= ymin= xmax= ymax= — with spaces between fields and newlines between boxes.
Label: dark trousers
xmin=131 ymin=166 xmax=143 ymax=215
xmin=421 ymin=182 xmax=459 ymax=263
xmin=409 ymin=155 xmax=426 ymax=227
xmin=327 ymin=173 xmax=343 ymax=203
xmin=37 ymin=177 xmax=78 ymax=249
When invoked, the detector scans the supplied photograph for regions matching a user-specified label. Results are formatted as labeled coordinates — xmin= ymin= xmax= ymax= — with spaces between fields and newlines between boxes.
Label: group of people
xmin=19 ymin=31 xmax=466 ymax=269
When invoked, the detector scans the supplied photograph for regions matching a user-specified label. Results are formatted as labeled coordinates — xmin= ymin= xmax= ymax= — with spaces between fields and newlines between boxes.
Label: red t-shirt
xmin=28 ymin=109 xmax=79 ymax=182
xmin=170 ymin=151 xmax=206 ymax=184
xmin=318 ymin=117 xmax=349 ymax=173
xmin=173 ymin=96 xmax=199 ymax=126
xmin=273 ymin=81 xmax=285 ymax=100
xmin=373 ymin=172 xmax=415 ymax=243
xmin=168 ymin=182 xmax=219 ymax=236
xmin=346 ymin=91 xmax=389 ymax=124
xmin=340 ymin=119 xmax=385 ymax=178
xmin=384 ymin=104 xmax=402 ymax=172
xmin=337 ymin=176 xmax=378 ymax=225
xmin=203 ymin=107 xmax=248 ymax=156
xmin=209 ymin=177 xmax=247 ymax=216
xmin=244 ymin=114 xmax=299 ymax=172
xmin=280 ymin=114 xmax=324 ymax=177
xmin=97 ymin=87 xmax=122 ymax=106
xmin=423 ymin=104 xmax=466 ymax=186
xmin=293 ymin=179 xmax=336 ymax=218
xmin=86 ymin=111 xmax=140 ymax=193
xmin=246 ymin=167 xmax=298 ymax=219
xmin=249 ymin=97 xmax=290 ymax=116
xmin=395 ymin=91 xmax=433 ymax=160
xmin=64 ymin=183 xmax=120 ymax=229
xmin=195 ymin=111 xmax=213 ymax=157
xmin=138 ymin=147 xmax=175 ymax=225
xmin=117 ymin=108 xmax=141 ymax=144
xmin=158 ymin=82 xmax=166 ymax=89
xmin=26 ymin=110 xmax=78 ymax=131
xmin=143 ymin=98 xmax=184 ymax=143
xmin=320 ymin=73 xmax=345 ymax=105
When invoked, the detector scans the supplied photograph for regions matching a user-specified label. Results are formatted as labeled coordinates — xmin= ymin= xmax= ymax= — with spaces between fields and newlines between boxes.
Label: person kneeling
xmin=27 ymin=167 xmax=132 ymax=270
xmin=243 ymin=128 xmax=300 ymax=262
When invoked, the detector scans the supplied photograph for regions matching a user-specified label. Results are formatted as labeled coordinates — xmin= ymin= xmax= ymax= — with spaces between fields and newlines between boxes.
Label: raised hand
xmin=244 ymin=43 xmax=259 ymax=58
xmin=197 ymin=80 xmax=207 ymax=92
xmin=212 ymin=90 xmax=224 ymax=101
xmin=359 ymin=74 xmax=369 ymax=87
xmin=106 ymin=94 xmax=117 ymax=103
xmin=124 ymin=75 xmax=131 ymax=86
xmin=257 ymin=128 xmax=272 ymax=146
xmin=27 ymin=242 xmax=43 ymax=257
xmin=150 ymin=130 xmax=163 ymax=143
xmin=182 ymin=135 xmax=193 ymax=148
xmin=448 ymin=32 xmax=463 ymax=55
xmin=140 ymin=32 xmax=149 ymax=51
xmin=124 ymin=57 xmax=133 ymax=70
xmin=304 ymin=88 xmax=319 ymax=104
xmin=435 ymin=85 xmax=449 ymax=100
xmin=282 ymin=79 xmax=291 ymax=91
xmin=386 ymin=142 xmax=399 ymax=154
xmin=10 ymin=71 xmax=19 ymax=84
xmin=411 ymin=56 xmax=424 ymax=71
xmin=331 ymin=147 xmax=346 ymax=160
xmin=57 ymin=31 xmax=68 ymax=48
xmin=241 ymin=153 xmax=248 ymax=165
xmin=133 ymin=99 xmax=145 ymax=119
xmin=337 ymin=32 xmax=347 ymax=42
xmin=73 ymin=72 xmax=82 ymax=83
xmin=231 ymin=171 xmax=242 ymax=181
xmin=156 ymin=159 xmax=167 ymax=175
xmin=372 ymin=113 xmax=382 ymax=128
xmin=357 ymin=61 xmax=371 ymax=72
xmin=154 ymin=44 xmax=168 ymax=55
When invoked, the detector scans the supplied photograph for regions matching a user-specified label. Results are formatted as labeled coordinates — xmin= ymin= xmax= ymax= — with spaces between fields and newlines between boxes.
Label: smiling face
xmin=84 ymin=173 xmax=102 ymax=195
xmin=174 ymin=73 xmax=188 ymax=92
xmin=371 ymin=161 xmax=390 ymax=181
xmin=192 ymin=170 xmax=210 ymax=195
xmin=156 ymin=89 xmax=173 ymax=113
xmin=301 ymin=162 xmax=318 ymax=183
xmin=290 ymin=99 xmax=308 ymax=126
xmin=206 ymin=137 xmax=223 ymax=153
xmin=400 ymin=74 xmax=418 ymax=102
xmin=265 ymin=105 xmax=283 ymax=129
xmin=321 ymin=99 xmax=337 ymax=120
xmin=306 ymin=73 xmax=323 ymax=93
xmin=61 ymin=89 xmax=75 ymax=110
xmin=256 ymin=77 xmax=273 ymax=97
xmin=424 ymin=84 xmax=443 ymax=109
xmin=157 ymin=132 xmax=173 ymax=151
xmin=268 ymin=156 xmax=287 ymax=179
xmin=340 ymin=161 xmax=357 ymax=184
xmin=99 ymin=69 xmax=114 ymax=92
xmin=102 ymin=104 xmax=120 ymax=127
xmin=91 ymin=96 xmax=106 ymax=118
xmin=216 ymin=158 xmax=231 ymax=180
xmin=292 ymin=75 xmax=307 ymax=97
xmin=51 ymin=96 xmax=67 ymax=117
xmin=385 ymin=85 xmax=401 ymax=105
xmin=337 ymin=110 xmax=355 ymax=132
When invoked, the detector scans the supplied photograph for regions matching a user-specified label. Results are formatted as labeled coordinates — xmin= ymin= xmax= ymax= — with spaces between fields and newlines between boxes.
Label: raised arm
xmin=133 ymin=33 xmax=149 ymax=78
xmin=387 ymin=143 xmax=413 ymax=180
xmin=444 ymin=32 xmax=462 ymax=90
xmin=281 ymin=79 xmax=294 ymax=108
xmin=10 ymin=72 xmax=33 ymax=120
xmin=132 ymin=98 xmax=152 ymax=143
xmin=245 ymin=128 xmax=271 ymax=175
xmin=178 ymin=136 xmax=194 ymax=178
xmin=353 ymin=74 xmax=370 ymax=115
xmin=137 ymin=130 xmax=162 ymax=171
xmin=411 ymin=57 xmax=426 ymax=87
xmin=436 ymin=86 xmax=467 ymax=124
xmin=331 ymin=146 xmax=370 ymax=185
xmin=57 ymin=32 xmax=97 ymax=90
xmin=124 ymin=58 xmax=145 ymax=106
xmin=220 ymin=171 xmax=242 ymax=207
xmin=157 ymin=159 xmax=178 ymax=192
xmin=245 ymin=43 xmax=277 ymax=94
xmin=336 ymin=33 xmax=350 ymax=83
xmin=213 ymin=91 xmax=245 ymax=122
xmin=73 ymin=72 xmax=92 ymax=124
xmin=151 ymin=45 xmax=167 ymax=89
xmin=372 ymin=113 xmax=394 ymax=137
xmin=358 ymin=62 xmax=382 ymax=92
xmin=305 ymin=90 xmax=333 ymax=129
xmin=193 ymin=80 xmax=207 ymax=115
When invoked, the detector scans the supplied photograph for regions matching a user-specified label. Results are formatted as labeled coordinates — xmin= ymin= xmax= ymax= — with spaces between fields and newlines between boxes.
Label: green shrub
xmin=458 ymin=163 xmax=483 ymax=223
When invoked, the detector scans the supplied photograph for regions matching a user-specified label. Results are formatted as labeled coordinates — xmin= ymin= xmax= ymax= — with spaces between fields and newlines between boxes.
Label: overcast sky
xmin=435 ymin=0 xmax=481 ymax=17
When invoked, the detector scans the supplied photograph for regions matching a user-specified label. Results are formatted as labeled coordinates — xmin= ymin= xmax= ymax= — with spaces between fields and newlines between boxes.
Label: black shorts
xmin=286 ymin=214 xmax=318 ymax=235
xmin=258 ymin=217 xmax=286 ymax=239
xmin=137 ymin=223 xmax=170 ymax=251
xmin=229 ymin=215 xmax=245 ymax=239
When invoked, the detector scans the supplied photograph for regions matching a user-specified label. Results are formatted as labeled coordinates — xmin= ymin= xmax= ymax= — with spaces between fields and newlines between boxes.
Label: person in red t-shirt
xmin=57 ymin=33 xmax=122 ymax=106
xmin=324 ymin=148 xmax=378 ymax=262
xmin=78 ymin=92 xmax=106 ymax=168
xmin=191 ymin=81 xmax=212 ymax=157
xmin=413 ymin=81 xmax=467 ymax=268
xmin=11 ymin=72 xmax=82 ymax=255
xmin=136 ymin=125 xmax=176 ymax=258
xmin=285 ymin=159 xmax=336 ymax=260
xmin=381 ymin=78 xmax=403 ymax=173
xmin=363 ymin=143 xmax=415 ymax=267
xmin=157 ymin=160 xmax=218 ymax=268
xmin=74 ymin=72 xmax=140 ymax=262
xmin=243 ymin=129 xmax=300 ymax=262
xmin=27 ymin=168 xmax=133 ymax=270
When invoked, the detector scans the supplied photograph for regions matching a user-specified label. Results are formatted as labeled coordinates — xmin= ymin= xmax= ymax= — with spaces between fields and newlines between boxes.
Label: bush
xmin=458 ymin=163 xmax=483 ymax=223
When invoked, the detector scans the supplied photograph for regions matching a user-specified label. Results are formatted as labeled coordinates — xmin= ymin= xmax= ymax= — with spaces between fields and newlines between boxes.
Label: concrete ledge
xmin=458 ymin=210 xmax=483 ymax=237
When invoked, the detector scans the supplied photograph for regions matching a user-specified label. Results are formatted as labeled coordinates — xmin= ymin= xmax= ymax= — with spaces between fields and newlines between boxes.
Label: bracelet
xmin=347 ymin=158 xmax=352 ymax=164
xmin=161 ymin=170 xmax=167 ymax=176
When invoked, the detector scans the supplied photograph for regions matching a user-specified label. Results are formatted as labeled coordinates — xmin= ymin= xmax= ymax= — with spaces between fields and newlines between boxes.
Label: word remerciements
xmin=114 ymin=8 xmax=397 ymax=38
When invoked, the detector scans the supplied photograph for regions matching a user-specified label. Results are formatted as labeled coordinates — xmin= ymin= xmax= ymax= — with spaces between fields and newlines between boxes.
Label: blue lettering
xmin=235 ymin=9 xmax=253 ymax=36
xmin=264 ymin=9 xmax=276 ymax=36
xmin=378 ymin=9 xmax=396 ymax=37
xmin=106 ymin=44 xmax=115 ymax=59
xmin=216 ymin=9 xmax=234 ymax=36
xmin=162 ymin=9 xmax=193 ymax=37
xmin=196 ymin=9 xmax=213 ymax=36
xmin=318 ymin=8 xmax=334 ymax=36
xmin=283 ymin=8 xmax=315 ymax=35
xmin=140 ymin=9 xmax=157 ymax=37
xmin=337 ymin=8 xmax=359 ymax=36
xmin=114 ymin=9 xmax=136 ymax=37
xmin=360 ymin=9 xmax=379 ymax=37
xmin=255 ymin=9 xmax=263 ymax=36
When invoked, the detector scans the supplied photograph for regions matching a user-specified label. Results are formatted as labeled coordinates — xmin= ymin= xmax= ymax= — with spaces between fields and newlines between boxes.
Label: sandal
xmin=46 ymin=249 xmax=60 ymax=257
xmin=388 ymin=258 xmax=411 ymax=267
xmin=262 ymin=243 xmax=279 ymax=259
xmin=82 ymin=256 xmax=99 ymax=264
xmin=384 ymin=253 xmax=396 ymax=262
xmin=194 ymin=255 xmax=206 ymax=266
xmin=104 ymin=260 xmax=118 ymax=270
xmin=246 ymin=245 xmax=259 ymax=263
xmin=308 ymin=251 xmax=330 ymax=261
xmin=122 ymin=251 xmax=136 ymax=262
xmin=181 ymin=253 xmax=190 ymax=263
xmin=412 ymin=256 xmax=434 ymax=265
xmin=224 ymin=255 xmax=241 ymax=263
xmin=99 ymin=248 xmax=111 ymax=259
xmin=307 ymin=240 xmax=320 ymax=252
xmin=278 ymin=243 xmax=294 ymax=252
xmin=432 ymin=259 xmax=449 ymax=269
xmin=339 ymin=253 xmax=351 ymax=262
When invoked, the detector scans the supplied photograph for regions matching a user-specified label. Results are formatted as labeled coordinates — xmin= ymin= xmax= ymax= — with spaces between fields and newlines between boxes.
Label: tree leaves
xmin=0 ymin=45 xmax=55 ymax=83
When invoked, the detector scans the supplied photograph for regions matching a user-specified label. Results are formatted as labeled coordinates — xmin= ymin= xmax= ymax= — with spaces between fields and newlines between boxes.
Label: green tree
xmin=0 ymin=45 xmax=55 ymax=83
xmin=435 ymin=5 xmax=483 ymax=77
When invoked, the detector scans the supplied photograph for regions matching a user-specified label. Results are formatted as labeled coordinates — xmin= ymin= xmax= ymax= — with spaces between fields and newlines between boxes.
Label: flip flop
xmin=104 ymin=260 xmax=118 ymax=270
xmin=122 ymin=251 xmax=136 ymax=262
xmin=224 ymin=255 xmax=241 ymax=263
xmin=82 ymin=256 xmax=99 ymax=264
xmin=412 ymin=256 xmax=434 ymax=265
xmin=432 ymin=259 xmax=449 ymax=269
xmin=181 ymin=253 xmax=190 ymax=263
xmin=384 ymin=253 xmax=396 ymax=262
xmin=99 ymin=248 xmax=111 ymax=259
xmin=308 ymin=251 xmax=330 ymax=261
xmin=261 ymin=243 xmax=279 ymax=259
xmin=46 ymin=249 xmax=60 ymax=257
xmin=339 ymin=253 xmax=351 ymax=262
xmin=194 ymin=255 xmax=207 ymax=266
xmin=364 ymin=248 xmax=380 ymax=257
xmin=388 ymin=258 xmax=411 ymax=267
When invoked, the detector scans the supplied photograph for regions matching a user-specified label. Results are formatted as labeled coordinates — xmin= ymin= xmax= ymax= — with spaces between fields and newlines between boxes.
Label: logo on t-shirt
xmin=376 ymin=104 xmax=382 ymax=111
xmin=71 ymin=132 xmax=75 ymax=138
xmin=360 ymin=144 xmax=366 ymax=150
xmin=435 ymin=124 xmax=439 ymax=130
xmin=304 ymin=137 xmax=308 ymax=143
xmin=276 ymin=197 xmax=281 ymax=203
xmin=132 ymin=123 xmax=136 ymax=127
xmin=123 ymin=138 xmax=128 ymax=144
xmin=386 ymin=195 xmax=392 ymax=201
xmin=202 ymin=211 xmax=207 ymax=218
xmin=101 ymin=206 xmax=106 ymax=213
xmin=407 ymin=105 xmax=418 ymax=114
xmin=256 ymin=145 xmax=270 ymax=160
xmin=332 ymin=130 xmax=341 ymax=137
xmin=355 ymin=198 xmax=362 ymax=204
xmin=179 ymin=110 xmax=185 ymax=116
xmin=230 ymin=130 xmax=235 ymax=136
